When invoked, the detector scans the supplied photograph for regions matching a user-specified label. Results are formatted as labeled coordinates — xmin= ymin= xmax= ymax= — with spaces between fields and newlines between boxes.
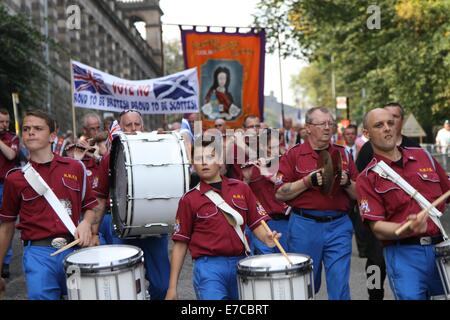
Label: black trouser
xmin=348 ymin=202 xmax=386 ymax=300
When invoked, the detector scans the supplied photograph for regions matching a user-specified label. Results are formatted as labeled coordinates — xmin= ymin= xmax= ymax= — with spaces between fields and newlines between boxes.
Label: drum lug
xmin=144 ymin=223 xmax=169 ymax=228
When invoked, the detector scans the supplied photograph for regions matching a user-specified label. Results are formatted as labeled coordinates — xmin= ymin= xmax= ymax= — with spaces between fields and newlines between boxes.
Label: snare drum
xmin=110 ymin=131 xmax=190 ymax=238
xmin=435 ymin=240 xmax=450 ymax=299
xmin=237 ymin=253 xmax=314 ymax=300
xmin=64 ymin=245 xmax=146 ymax=300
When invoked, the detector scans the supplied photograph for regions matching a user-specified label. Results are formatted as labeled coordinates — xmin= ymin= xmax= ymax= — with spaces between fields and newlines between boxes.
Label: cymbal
xmin=317 ymin=150 xmax=342 ymax=196
xmin=317 ymin=150 xmax=334 ymax=195
xmin=330 ymin=150 xmax=342 ymax=195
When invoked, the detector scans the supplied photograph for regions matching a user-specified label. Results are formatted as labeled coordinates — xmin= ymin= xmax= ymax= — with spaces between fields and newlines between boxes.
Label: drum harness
xmin=371 ymin=160 xmax=448 ymax=240
xmin=21 ymin=162 xmax=87 ymax=239
xmin=196 ymin=184 xmax=251 ymax=255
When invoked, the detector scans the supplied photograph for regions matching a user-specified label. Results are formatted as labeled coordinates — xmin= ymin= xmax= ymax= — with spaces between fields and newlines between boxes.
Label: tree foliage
xmin=0 ymin=4 xmax=47 ymax=115
xmin=255 ymin=0 xmax=450 ymax=139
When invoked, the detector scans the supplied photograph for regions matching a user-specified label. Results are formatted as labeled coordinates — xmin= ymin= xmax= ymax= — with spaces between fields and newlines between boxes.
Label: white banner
xmin=71 ymin=60 xmax=199 ymax=114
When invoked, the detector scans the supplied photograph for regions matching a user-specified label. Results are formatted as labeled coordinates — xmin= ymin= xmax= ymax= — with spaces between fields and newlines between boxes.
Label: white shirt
xmin=436 ymin=128 xmax=450 ymax=153
xmin=345 ymin=144 xmax=357 ymax=160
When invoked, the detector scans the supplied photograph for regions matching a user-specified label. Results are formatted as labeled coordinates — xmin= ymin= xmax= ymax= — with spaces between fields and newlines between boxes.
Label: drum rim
xmin=237 ymin=253 xmax=313 ymax=276
xmin=63 ymin=245 xmax=144 ymax=273
xmin=435 ymin=240 xmax=450 ymax=257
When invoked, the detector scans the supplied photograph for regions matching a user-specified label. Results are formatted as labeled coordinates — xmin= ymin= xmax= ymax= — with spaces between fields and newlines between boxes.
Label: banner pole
xmin=69 ymin=60 xmax=77 ymax=139
xmin=12 ymin=92 xmax=20 ymax=136
xmin=277 ymin=32 xmax=286 ymax=128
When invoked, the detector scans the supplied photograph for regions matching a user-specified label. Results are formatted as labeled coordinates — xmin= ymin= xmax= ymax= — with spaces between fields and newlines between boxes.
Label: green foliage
xmin=255 ymin=0 xmax=450 ymax=140
xmin=0 ymin=4 xmax=47 ymax=114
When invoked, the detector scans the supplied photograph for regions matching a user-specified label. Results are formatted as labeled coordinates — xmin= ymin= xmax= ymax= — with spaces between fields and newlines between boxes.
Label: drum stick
xmin=395 ymin=189 xmax=450 ymax=237
xmin=50 ymin=239 xmax=80 ymax=257
xmin=260 ymin=220 xmax=293 ymax=265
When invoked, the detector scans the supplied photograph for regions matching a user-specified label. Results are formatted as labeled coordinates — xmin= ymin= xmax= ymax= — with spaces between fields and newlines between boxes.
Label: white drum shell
xmin=111 ymin=132 xmax=190 ymax=238
xmin=64 ymin=245 xmax=146 ymax=300
xmin=237 ymin=253 xmax=314 ymax=300
xmin=435 ymin=240 xmax=450 ymax=299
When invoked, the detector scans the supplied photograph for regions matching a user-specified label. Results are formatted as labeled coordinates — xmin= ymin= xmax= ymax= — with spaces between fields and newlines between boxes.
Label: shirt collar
xmin=197 ymin=175 xmax=238 ymax=194
xmin=373 ymin=147 xmax=417 ymax=166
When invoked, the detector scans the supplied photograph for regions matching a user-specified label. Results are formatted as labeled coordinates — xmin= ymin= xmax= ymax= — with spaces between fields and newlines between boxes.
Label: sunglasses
xmin=119 ymin=109 xmax=142 ymax=117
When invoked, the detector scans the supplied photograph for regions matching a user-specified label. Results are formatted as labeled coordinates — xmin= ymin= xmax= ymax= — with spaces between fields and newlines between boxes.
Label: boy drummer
xmin=165 ymin=137 xmax=281 ymax=300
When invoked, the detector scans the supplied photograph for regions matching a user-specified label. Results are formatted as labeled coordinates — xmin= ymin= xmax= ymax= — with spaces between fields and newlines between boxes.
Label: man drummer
xmin=275 ymin=107 xmax=357 ymax=300
xmin=356 ymin=108 xmax=450 ymax=300
xmin=0 ymin=110 xmax=99 ymax=300
xmin=165 ymin=137 xmax=280 ymax=300
xmin=95 ymin=109 xmax=170 ymax=300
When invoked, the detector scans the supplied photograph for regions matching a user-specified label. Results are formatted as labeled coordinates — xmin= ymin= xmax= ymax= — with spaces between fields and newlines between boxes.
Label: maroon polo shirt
xmin=0 ymin=132 xmax=19 ymax=182
xmin=0 ymin=154 xmax=98 ymax=240
xmin=275 ymin=140 xmax=357 ymax=212
xmin=81 ymin=156 xmax=101 ymax=192
xmin=172 ymin=176 xmax=270 ymax=259
xmin=94 ymin=153 xmax=110 ymax=199
xmin=247 ymin=166 xmax=288 ymax=216
xmin=356 ymin=147 xmax=450 ymax=245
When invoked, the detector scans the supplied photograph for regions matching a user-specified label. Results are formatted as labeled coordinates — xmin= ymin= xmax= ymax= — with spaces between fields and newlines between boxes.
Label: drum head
xmin=64 ymin=245 xmax=143 ymax=272
xmin=110 ymin=135 xmax=129 ymax=226
xmin=237 ymin=253 xmax=312 ymax=276
xmin=435 ymin=240 xmax=450 ymax=257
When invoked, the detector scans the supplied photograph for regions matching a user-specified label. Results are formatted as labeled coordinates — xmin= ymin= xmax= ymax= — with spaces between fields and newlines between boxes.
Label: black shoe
xmin=1 ymin=264 xmax=10 ymax=279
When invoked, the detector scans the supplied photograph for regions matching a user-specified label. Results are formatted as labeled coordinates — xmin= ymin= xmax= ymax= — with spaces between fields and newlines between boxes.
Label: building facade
xmin=3 ymin=0 xmax=165 ymax=134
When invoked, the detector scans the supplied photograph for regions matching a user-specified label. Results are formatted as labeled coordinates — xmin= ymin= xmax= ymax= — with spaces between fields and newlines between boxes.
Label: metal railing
xmin=420 ymin=144 xmax=449 ymax=174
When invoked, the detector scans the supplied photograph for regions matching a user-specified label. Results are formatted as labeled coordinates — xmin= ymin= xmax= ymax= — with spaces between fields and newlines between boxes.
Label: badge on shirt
xmin=86 ymin=170 xmax=92 ymax=177
xmin=92 ymin=176 xmax=99 ymax=189
xmin=275 ymin=174 xmax=284 ymax=186
xmin=359 ymin=199 xmax=371 ymax=215
xmin=60 ymin=199 xmax=73 ymax=216
xmin=256 ymin=201 xmax=267 ymax=216
xmin=174 ymin=218 xmax=181 ymax=233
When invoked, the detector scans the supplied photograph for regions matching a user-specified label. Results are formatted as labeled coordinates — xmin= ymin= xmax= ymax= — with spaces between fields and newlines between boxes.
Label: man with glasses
xmin=95 ymin=110 xmax=170 ymax=300
xmin=275 ymin=107 xmax=357 ymax=300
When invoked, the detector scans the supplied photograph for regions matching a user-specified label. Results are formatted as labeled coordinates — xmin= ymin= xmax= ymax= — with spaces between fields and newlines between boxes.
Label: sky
xmin=158 ymin=0 xmax=307 ymax=107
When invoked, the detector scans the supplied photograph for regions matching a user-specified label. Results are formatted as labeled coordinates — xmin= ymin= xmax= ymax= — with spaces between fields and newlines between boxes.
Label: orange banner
xmin=181 ymin=27 xmax=266 ymax=128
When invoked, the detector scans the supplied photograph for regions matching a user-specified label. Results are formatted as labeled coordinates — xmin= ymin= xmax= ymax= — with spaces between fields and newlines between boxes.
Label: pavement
xmin=3 ymin=207 xmax=450 ymax=300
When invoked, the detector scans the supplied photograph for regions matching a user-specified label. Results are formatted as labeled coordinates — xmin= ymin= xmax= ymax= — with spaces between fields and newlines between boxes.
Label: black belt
xmin=396 ymin=236 xmax=443 ymax=246
xmin=23 ymin=235 xmax=74 ymax=249
xmin=293 ymin=209 xmax=346 ymax=223
xmin=270 ymin=214 xmax=290 ymax=221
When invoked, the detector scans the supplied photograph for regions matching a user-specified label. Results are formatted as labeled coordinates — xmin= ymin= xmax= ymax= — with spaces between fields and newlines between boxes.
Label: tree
xmin=255 ymin=0 xmax=450 ymax=140
xmin=164 ymin=40 xmax=185 ymax=76
xmin=0 ymin=4 xmax=47 ymax=118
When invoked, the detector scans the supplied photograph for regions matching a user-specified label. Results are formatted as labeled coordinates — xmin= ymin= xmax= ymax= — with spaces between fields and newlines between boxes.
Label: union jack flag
xmin=106 ymin=120 xmax=122 ymax=151
xmin=73 ymin=63 xmax=112 ymax=95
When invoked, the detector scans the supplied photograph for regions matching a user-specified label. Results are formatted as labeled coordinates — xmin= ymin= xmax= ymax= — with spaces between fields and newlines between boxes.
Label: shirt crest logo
xmin=256 ymin=201 xmax=267 ymax=216
xmin=174 ymin=218 xmax=181 ymax=233
xmin=359 ymin=199 xmax=370 ymax=215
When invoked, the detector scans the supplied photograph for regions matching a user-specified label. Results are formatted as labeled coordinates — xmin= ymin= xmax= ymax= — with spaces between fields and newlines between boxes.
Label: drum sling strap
xmin=196 ymin=184 xmax=251 ymax=254
xmin=371 ymin=160 xmax=448 ymax=240
xmin=22 ymin=162 xmax=78 ymax=236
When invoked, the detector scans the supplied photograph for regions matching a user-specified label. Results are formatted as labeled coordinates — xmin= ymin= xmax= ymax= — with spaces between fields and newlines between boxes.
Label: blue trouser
xmin=0 ymin=182 xmax=13 ymax=265
xmin=384 ymin=244 xmax=444 ymax=300
xmin=22 ymin=244 xmax=76 ymax=300
xmin=193 ymin=256 xmax=244 ymax=300
xmin=287 ymin=210 xmax=353 ymax=300
xmin=248 ymin=218 xmax=289 ymax=255
xmin=126 ymin=236 xmax=170 ymax=300
xmin=99 ymin=213 xmax=124 ymax=245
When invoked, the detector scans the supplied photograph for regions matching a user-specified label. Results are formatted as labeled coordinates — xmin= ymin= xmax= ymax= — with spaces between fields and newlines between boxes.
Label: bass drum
xmin=110 ymin=131 xmax=190 ymax=238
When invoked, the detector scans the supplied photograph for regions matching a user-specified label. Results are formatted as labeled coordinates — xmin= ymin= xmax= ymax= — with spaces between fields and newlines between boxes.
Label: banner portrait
xmin=71 ymin=60 xmax=199 ymax=114
xmin=181 ymin=27 xmax=265 ymax=128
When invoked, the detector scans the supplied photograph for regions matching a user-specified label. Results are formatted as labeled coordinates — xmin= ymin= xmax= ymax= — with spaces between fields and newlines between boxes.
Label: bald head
xmin=363 ymin=108 xmax=397 ymax=153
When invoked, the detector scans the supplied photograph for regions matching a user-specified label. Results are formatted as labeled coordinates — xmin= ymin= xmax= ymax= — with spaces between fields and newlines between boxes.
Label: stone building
xmin=3 ymin=0 xmax=165 ymax=134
